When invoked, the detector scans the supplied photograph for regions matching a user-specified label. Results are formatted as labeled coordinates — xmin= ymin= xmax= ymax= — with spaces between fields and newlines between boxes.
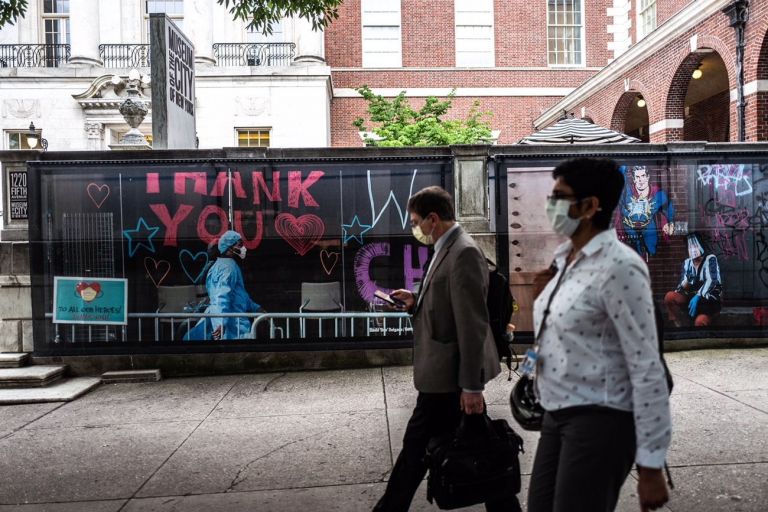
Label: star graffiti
xmin=123 ymin=217 xmax=160 ymax=257
xmin=342 ymin=215 xmax=373 ymax=244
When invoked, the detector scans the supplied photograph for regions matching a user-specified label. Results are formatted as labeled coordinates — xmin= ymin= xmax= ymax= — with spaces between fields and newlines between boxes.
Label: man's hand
xmin=390 ymin=289 xmax=415 ymax=311
xmin=460 ymin=391 xmax=484 ymax=415
xmin=637 ymin=466 xmax=669 ymax=512
xmin=211 ymin=325 xmax=222 ymax=340
xmin=662 ymin=223 xmax=674 ymax=236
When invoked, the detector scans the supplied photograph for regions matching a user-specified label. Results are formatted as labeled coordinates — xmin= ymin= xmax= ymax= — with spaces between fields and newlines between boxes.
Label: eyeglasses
xmin=546 ymin=194 xmax=579 ymax=202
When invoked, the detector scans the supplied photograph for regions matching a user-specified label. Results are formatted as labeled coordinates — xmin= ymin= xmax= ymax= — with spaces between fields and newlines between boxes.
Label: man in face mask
xmin=184 ymin=230 xmax=263 ymax=340
xmin=373 ymin=186 xmax=511 ymax=512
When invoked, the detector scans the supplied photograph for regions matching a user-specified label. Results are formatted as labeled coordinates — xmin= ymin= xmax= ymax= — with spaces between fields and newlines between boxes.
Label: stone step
xmin=101 ymin=369 xmax=162 ymax=384
xmin=0 ymin=377 xmax=100 ymax=405
xmin=0 ymin=365 xmax=66 ymax=388
xmin=0 ymin=353 xmax=30 ymax=368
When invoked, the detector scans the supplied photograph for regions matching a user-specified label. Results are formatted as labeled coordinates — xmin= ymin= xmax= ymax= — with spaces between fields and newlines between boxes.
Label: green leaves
xmin=0 ymin=0 xmax=28 ymax=28
xmin=217 ymin=0 xmax=342 ymax=35
xmin=353 ymin=86 xmax=493 ymax=147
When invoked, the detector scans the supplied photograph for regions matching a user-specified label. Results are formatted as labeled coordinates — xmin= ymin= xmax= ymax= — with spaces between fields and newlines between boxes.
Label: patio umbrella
xmin=518 ymin=118 xmax=640 ymax=144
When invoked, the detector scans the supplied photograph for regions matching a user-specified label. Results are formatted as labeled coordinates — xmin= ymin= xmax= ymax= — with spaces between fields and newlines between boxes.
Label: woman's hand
xmin=637 ymin=466 xmax=669 ymax=511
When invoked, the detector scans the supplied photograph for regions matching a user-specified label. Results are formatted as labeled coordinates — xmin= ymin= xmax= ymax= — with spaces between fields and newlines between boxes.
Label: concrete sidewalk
xmin=0 ymin=348 xmax=766 ymax=511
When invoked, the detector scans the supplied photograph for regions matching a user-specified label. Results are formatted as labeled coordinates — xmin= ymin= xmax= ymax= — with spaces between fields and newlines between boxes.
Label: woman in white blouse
xmin=527 ymin=158 xmax=671 ymax=512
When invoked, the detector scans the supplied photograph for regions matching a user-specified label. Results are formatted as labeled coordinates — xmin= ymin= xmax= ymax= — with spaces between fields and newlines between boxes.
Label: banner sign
xmin=53 ymin=277 xmax=128 ymax=325
xmin=150 ymin=13 xmax=196 ymax=149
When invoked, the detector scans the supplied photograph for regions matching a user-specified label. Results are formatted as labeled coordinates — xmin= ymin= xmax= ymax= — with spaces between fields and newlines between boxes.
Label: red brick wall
xmin=331 ymin=95 xmax=564 ymax=147
xmin=657 ymin=1 xmax=695 ymax=27
xmin=559 ymin=3 xmax=766 ymax=143
xmin=684 ymin=90 xmax=730 ymax=141
xmin=325 ymin=0 xmax=362 ymax=67
xmin=402 ymin=0 xmax=454 ymax=67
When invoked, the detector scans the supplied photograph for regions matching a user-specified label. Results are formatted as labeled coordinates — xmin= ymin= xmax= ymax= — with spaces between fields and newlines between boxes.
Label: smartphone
xmin=375 ymin=289 xmax=406 ymax=307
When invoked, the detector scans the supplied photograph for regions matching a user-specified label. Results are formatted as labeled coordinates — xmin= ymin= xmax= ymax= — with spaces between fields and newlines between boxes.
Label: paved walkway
xmin=0 ymin=348 xmax=766 ymax=511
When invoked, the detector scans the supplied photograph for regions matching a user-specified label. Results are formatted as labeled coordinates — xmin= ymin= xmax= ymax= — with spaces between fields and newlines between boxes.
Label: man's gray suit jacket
xmin=411 ymin=226 xmax=501 ymax=393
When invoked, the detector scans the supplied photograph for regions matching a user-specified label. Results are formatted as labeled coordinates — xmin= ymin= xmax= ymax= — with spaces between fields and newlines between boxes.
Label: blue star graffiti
xmin=342 ymin=215 xmax=373 ymax=244
xmin=123 ymin=217 xmax=160 ymax=257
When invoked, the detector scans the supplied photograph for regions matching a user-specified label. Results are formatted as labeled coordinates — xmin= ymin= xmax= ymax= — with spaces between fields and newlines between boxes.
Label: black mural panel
xmin=29 ymin=158 xmax=450 ymax=354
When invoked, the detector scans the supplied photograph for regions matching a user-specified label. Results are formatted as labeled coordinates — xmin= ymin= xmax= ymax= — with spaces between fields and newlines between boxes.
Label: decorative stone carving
xmin=235 ymin=96 xmax=270 ymax=116
xmin=2 ymin=99 xmax=41 ymax=119
xmin=84 ymin=122 xmax=104 ymax=139
xmin=119 ymin=99 xmax=149 ymax=145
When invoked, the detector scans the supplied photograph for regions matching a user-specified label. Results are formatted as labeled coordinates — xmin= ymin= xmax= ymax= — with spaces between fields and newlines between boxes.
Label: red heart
xmin=86 ymin=183 xmax=110 ymax=209
xmin=274 ymin=213 xmax=325 ymax=256
xmin=144 ymin=257 xmax=171 ymax=287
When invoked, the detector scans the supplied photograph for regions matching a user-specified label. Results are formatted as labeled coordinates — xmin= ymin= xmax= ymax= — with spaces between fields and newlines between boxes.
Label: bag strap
xmin=456 ymin=412 xmax=497 ymax=442
xmin=535 ymin=260 xmax=569 ymax=343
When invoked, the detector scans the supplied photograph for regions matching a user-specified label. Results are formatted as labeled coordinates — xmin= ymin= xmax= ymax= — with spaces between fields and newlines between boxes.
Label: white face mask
xmin=412 ymin=218 xmax=435 ymax=245
xmin=237 ymin=246 xmax=247 ymax=260
xmin=545 ymin=198 xmax=581 ymax=237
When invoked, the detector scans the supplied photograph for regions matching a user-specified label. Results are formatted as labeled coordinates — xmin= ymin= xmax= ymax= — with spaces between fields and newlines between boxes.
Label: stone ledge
xmin=0 ymin=377 xmax=100 ymax=404
xmin=33 ymin=348 xmax=414 ymax=378
xmin=101 ymin=369 xmax=162 ymax=383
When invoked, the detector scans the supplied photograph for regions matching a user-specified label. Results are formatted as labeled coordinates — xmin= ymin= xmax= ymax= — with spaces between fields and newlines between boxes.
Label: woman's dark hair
xmin=407 ymin=186 xmax=456 ymax=221
xmin=552 ymin=158 xmax=624 ymax=229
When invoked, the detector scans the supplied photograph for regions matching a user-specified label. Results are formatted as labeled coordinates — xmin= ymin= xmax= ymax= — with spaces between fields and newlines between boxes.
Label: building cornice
xmin=331 ymin=66 xmax=604 ymax=72
xmin=334 ymin=87 xmax=574 ymax=98
xmin=533 ymin=0 xmax=733 ymax=129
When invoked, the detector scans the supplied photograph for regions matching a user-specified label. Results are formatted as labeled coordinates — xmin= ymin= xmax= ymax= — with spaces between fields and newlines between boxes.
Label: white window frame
xmin=546 ymin=0 xmax=585 ymax=67
xmin=40 ymin=0 xmax=70 ymax=46
xmin=361 ymin=0 xmax=402 ymax=68
xmin=143 ymin=0 xmax=184 ymax=43
xmin=636 ymin=0 xmax=657 ymax=41
xmin=6 ymin=129 xmax=40 ymax=150
xmin=454 ymin=0 xmax=495 ymax=67
xmin=236 ymin=128 xmax=271 ymax=148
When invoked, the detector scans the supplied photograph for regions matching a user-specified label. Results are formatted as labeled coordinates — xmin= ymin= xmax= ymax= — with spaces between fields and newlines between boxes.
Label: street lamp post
xmin=723 ymin=0 xmax=749 ymax=142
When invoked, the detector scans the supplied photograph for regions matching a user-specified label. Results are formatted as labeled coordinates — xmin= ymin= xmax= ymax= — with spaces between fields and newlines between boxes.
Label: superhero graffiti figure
xmin=616 ymin=165 xmax=676 ymax=258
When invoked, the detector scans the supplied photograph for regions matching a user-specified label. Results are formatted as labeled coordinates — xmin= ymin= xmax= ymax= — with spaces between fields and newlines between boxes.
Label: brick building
xmin=326 ymin=0 xmax=766 ymax=146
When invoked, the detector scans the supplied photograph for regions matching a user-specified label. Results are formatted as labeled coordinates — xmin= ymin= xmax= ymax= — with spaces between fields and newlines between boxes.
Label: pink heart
xmin=274 ymin=213 xmax=325 ymax=256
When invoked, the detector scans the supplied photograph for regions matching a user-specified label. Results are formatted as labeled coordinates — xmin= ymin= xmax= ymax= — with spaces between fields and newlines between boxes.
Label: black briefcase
xmin=425 ymin=413 xmax=523 ymax=510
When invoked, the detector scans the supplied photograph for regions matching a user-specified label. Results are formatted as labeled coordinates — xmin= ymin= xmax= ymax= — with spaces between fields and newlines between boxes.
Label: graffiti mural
xmin=30 ymin=159 xmax=449 ymax=350
xmin=615 ymin=165 xmax=676 ymax=258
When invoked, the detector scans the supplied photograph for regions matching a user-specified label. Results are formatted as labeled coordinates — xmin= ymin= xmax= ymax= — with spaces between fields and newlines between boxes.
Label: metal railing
xmin=212 ymin=42 xmax=295 ymax=67
xmin=0 ymin=44 xmax=70 ymax=67
xmin=99 ymin=44 xmax=150 ymax=68
xmin=47 ymin=311 xmax=412 ymax=343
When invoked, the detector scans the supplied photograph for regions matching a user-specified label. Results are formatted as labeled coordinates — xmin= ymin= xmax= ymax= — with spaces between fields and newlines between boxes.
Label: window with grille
xmin=144 ymin=0 xmax=184 ymax=41
xmin=246 ymin=19 xmax=285 ymax=43
xmin=42 ymin=0 xmax=70 ymax=45
xmin=361 ymin=0 xmax=402 ymax=68
xmin=637 ymin=0 xmax=657 ymax=40
xmin=547 ymin=0 xmax=583 ymax=66
xmin=237 ymin=128 xmax=271 ymax=148
xmin=455 ymin=0 xmax=494 ymax=67
xmin=7 ymin=130 xmax=39 ymax=150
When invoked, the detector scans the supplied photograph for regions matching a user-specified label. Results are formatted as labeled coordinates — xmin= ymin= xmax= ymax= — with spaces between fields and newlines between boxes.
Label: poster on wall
xmin=53 ymin=277 xmax=128 ymax=325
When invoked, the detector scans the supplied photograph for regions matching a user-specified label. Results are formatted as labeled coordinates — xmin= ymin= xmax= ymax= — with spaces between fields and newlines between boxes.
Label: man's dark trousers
xmin=373 ymin=391 xmax=521 ymax=512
